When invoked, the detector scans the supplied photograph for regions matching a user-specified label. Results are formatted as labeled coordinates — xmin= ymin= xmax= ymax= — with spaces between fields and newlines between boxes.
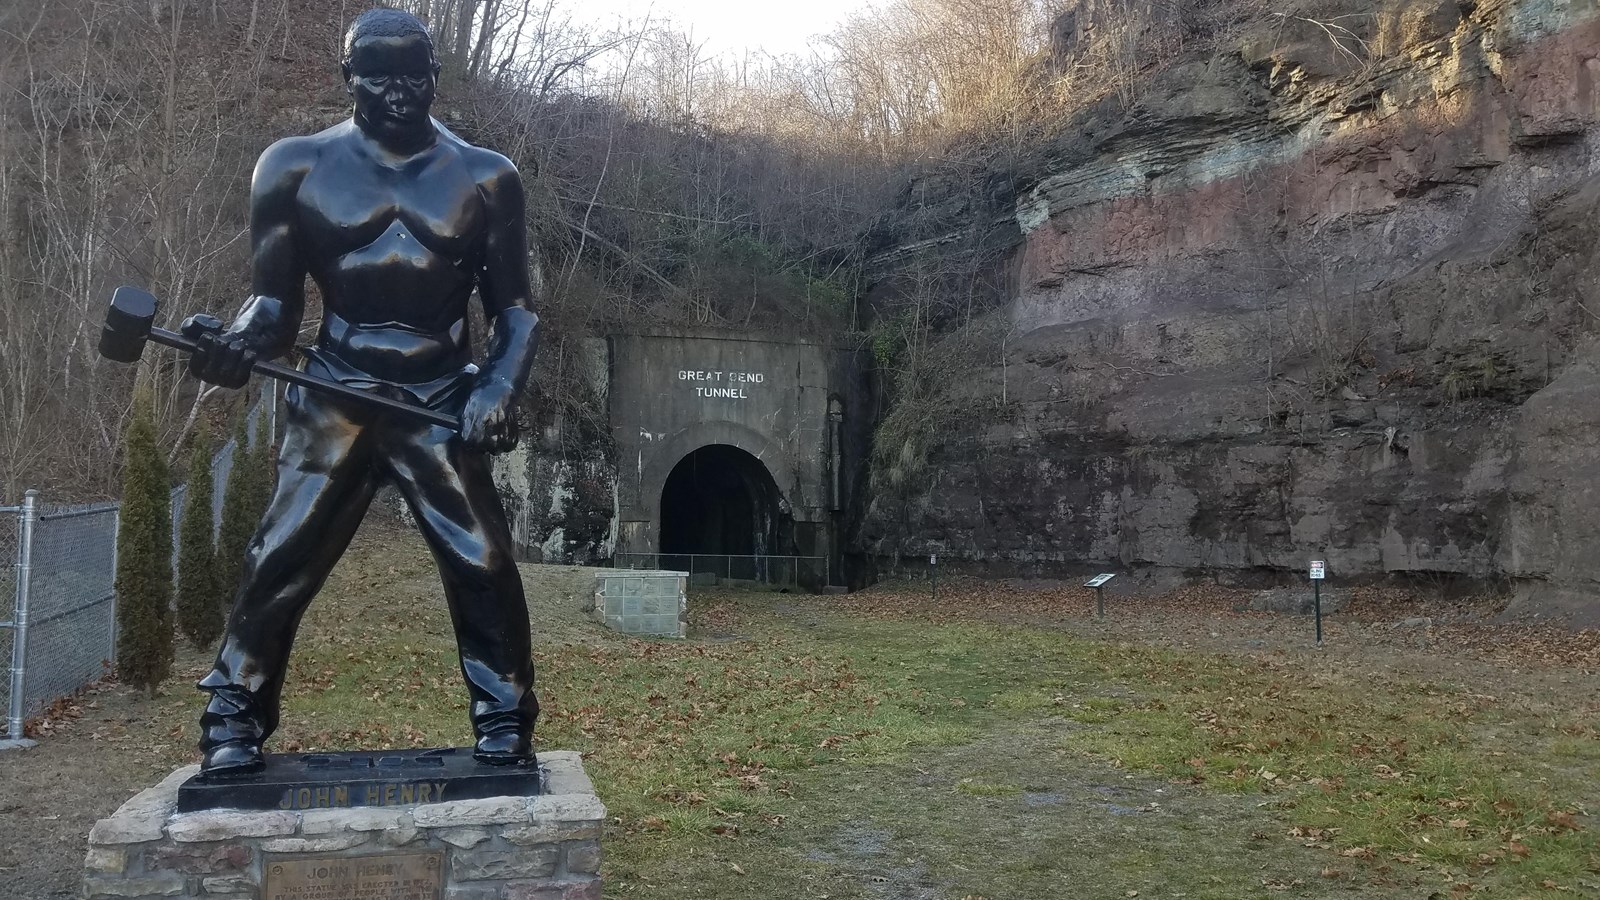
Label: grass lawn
xmin=18 ymin=527 xmax=1595 ymax=899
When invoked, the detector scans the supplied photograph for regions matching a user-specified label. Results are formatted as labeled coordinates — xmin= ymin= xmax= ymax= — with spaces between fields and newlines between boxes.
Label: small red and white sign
xmin=1309 ymin=560 xmax=1326 ymax=580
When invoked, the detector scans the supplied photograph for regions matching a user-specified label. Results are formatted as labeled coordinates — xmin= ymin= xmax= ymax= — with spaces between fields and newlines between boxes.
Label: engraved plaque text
xmin=264 ymin=850 xmax=443 ymax=900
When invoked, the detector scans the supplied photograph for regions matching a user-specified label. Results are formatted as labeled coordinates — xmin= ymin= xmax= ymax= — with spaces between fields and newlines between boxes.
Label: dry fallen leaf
xmin=1546 ymin=810 xmax=1582 ymax=832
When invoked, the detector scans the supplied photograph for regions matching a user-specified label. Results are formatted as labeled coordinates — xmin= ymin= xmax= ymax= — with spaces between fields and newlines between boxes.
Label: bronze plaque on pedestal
xmin=264 ymin=850 xmax=443 ymax=900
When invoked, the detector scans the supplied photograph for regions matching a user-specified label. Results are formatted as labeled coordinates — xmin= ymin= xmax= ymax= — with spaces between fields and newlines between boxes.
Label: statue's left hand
xmin=461 ymin=378 xmax=519 ymax=453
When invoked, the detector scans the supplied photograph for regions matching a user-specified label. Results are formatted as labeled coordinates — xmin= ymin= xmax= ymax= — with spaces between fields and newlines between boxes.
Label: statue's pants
xmin=197 ymin=381 xmax=537 ymax=751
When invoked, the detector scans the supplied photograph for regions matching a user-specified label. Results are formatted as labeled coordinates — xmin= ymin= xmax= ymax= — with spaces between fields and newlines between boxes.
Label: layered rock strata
xmin=864 ymin=0 xmax=1600 ymax=622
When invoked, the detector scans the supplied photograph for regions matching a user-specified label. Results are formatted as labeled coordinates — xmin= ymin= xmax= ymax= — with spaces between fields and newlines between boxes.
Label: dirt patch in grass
xmin=4 ymin=527 xmax=1597 ymax=899
xmin=626 ymin=716 xmax=1408 ymax=900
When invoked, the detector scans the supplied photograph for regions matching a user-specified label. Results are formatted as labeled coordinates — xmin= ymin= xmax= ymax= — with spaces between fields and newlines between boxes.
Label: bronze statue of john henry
xmin=188 ymin=8 xmax=540 ymax=775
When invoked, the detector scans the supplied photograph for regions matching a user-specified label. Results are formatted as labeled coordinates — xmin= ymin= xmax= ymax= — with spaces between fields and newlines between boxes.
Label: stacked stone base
xmin=83 ymin=750 xmax=603 ymax=900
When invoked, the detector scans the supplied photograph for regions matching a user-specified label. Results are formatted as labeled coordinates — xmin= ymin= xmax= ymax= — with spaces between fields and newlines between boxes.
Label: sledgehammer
xmin=98 ymin=285 xmax=462 ymax=431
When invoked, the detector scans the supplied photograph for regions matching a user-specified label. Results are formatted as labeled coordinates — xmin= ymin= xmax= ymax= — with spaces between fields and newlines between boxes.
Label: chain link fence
xmin=614 ymin=552 xmax=830 ymax=590
xmin=21 ymin=503 xmax=119 ymax=729
xmin=0 ymin=393 xmax=273 ymax=742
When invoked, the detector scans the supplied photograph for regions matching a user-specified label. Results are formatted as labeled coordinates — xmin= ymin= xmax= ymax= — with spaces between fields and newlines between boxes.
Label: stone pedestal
xmin=82 ymin=751 xmax=604 ymax=900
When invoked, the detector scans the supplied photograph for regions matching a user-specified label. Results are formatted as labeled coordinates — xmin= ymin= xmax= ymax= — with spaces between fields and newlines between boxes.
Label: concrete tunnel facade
xmin=608 ymin=330 xmax=863 ymax=587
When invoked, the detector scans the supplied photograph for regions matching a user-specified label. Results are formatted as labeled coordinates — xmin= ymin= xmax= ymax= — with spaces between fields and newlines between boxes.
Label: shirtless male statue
xmin=187 ymin=8 xmax=540 ymax=775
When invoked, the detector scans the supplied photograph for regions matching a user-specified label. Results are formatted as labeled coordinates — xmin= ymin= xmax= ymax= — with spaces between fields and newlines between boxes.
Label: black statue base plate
xmin=176 ymin=747 xmax=542 ymax=813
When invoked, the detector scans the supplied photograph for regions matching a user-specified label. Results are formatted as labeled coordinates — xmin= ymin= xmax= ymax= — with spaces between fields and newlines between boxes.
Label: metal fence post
xmin=109 ymin=507 xmax=121 ymax=666
xmin=8 ymin=490 xmax=38 ymax=742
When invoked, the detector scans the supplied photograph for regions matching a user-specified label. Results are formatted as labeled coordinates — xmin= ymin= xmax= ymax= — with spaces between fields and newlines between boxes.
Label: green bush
xmin=175 ymin=432 xmax=222 ymax=648
xmin=113 ymin=388 xmax=174 ymax=692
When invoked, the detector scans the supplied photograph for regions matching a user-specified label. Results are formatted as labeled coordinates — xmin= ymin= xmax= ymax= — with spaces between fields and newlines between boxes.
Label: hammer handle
xmin=148 ymin=327 xmax=463 ymax=432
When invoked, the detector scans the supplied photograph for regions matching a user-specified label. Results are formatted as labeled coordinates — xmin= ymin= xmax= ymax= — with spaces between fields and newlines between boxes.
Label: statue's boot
xmin=470 ymin=704 xmax=535 ymax=766
xmin=197 ymin=676 xmax=268 ymax=776
xmin=473 ymin=730 xmax=535 ymax=766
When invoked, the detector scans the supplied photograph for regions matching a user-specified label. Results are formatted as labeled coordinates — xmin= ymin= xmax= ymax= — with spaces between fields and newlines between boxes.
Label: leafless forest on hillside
xmin=0 ymin=0 xmax=1267 ymax=500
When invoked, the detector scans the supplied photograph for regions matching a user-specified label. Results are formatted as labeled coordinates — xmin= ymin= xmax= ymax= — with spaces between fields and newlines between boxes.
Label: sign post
xmin=1085 ymin=573 xmax=1115 ymax=618
xmin=1309 ymin=560 xmax=1326 ymax=645
xmin=929 ymin=554 xmax=938 ymax=601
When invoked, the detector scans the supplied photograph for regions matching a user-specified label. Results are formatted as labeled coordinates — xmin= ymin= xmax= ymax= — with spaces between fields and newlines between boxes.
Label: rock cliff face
xmin=494 ymin=338 xmax=618 ymax=567
xmin=862 ymin=0 xmax=1600 ymax=623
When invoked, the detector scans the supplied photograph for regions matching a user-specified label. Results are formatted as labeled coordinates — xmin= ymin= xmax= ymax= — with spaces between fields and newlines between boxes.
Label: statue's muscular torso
xmin=264 ymin=119 xmax=511 ymax=386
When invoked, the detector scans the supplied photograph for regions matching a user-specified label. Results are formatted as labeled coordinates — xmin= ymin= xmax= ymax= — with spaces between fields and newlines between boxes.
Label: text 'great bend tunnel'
xmin=658 ymin=445 xmax=792 ymax=579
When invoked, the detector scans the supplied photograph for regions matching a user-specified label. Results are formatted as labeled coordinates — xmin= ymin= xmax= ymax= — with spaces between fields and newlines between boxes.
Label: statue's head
xmin=341 ymin=9 xmax=441 ymax=140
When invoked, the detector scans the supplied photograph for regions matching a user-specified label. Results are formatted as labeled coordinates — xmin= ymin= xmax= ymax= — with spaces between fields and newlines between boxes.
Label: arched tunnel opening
xmin=659 ymin=444 xmax=793 ymax=582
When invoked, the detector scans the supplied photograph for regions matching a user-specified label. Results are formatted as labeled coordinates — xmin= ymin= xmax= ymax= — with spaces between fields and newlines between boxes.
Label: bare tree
xmin=0 ymin=0 xmax=283 ymax=497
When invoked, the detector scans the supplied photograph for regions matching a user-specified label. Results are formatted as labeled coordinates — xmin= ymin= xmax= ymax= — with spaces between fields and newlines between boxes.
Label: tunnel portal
xmin=658 ymin=445 xmax=792 ymax=583
xmin=609 ymin=331 xmax=866 ymax=588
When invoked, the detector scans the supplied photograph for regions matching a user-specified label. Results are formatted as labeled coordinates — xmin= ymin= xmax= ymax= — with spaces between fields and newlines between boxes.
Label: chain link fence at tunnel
xmin=614 ymin=552 xmax=829 ymax=590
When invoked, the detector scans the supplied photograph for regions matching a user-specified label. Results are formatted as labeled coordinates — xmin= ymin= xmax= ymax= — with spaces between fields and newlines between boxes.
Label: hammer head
xmin=100 ymin=286 xmax=158 ymax=364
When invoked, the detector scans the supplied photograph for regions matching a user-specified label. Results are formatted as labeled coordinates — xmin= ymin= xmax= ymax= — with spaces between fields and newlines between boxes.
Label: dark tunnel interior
xmin=659 ymin=445 xmax=788 ymax=569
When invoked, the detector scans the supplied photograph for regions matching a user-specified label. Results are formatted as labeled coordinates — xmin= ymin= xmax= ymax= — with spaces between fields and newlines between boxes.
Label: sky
xmin=578 ymin=0 xmax=868 ymax=58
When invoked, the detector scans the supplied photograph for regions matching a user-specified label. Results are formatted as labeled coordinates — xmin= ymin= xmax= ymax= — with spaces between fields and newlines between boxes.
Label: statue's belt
xmin=305 ymin=313 xmax=476 ymax=410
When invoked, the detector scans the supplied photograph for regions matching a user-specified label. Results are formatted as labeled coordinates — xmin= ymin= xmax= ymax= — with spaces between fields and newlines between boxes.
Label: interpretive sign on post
xmin=1085 ymin=573 xmax=1115 ymax=618
xmin=1309 ymin=560 xmax=1326 ymax=645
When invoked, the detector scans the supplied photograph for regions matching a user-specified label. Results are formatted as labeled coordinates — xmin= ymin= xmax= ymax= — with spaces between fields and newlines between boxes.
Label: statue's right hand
xmin=186 ymin=318 xmax=256 ymax=389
